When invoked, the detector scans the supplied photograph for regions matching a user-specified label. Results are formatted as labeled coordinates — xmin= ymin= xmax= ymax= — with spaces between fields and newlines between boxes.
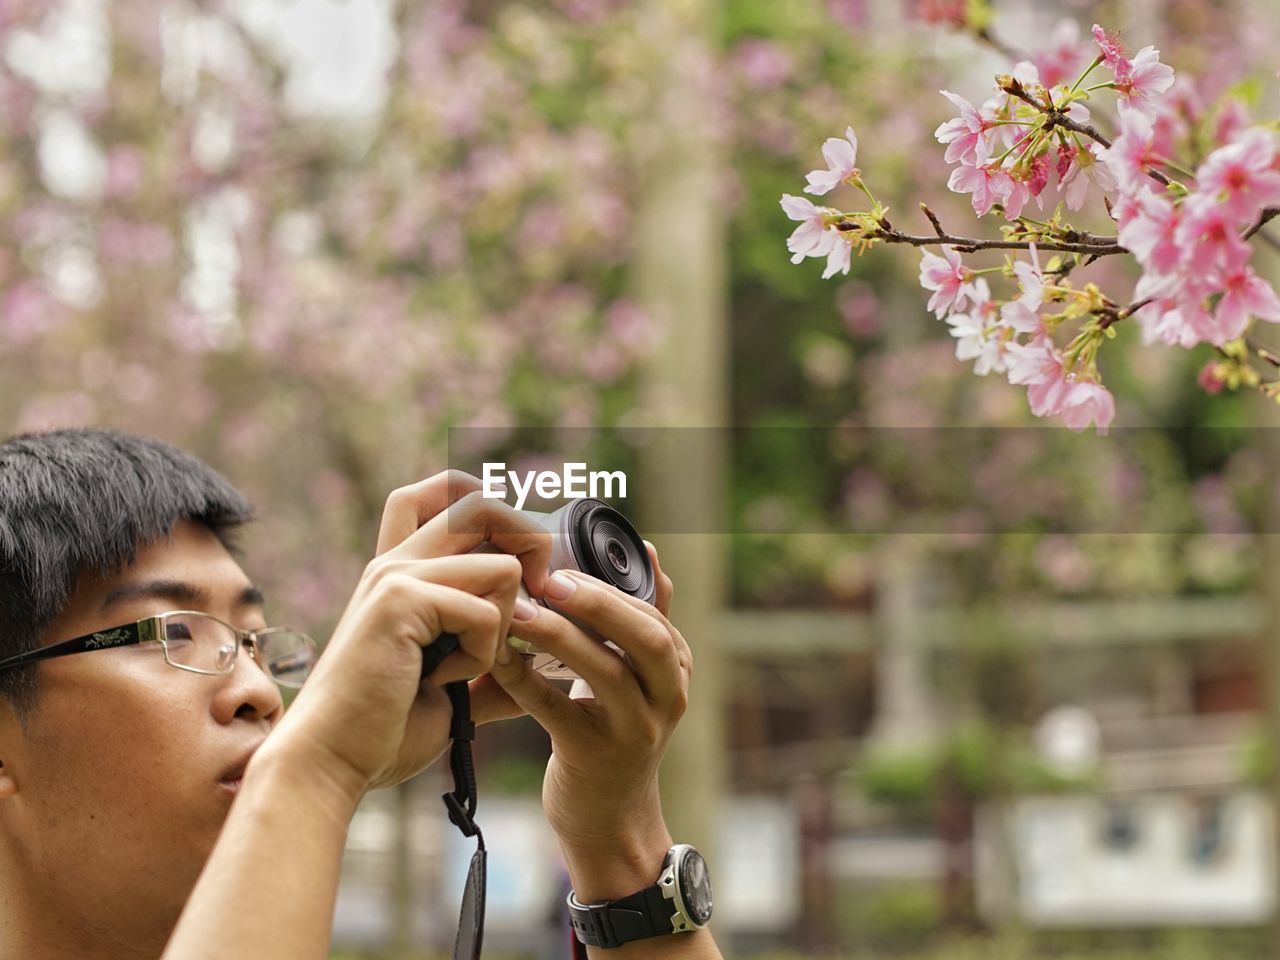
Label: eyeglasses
xmin=0 ymin=610 xmax=317 ymax=688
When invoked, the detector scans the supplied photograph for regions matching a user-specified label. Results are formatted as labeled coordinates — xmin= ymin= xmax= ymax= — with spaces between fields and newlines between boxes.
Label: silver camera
xmin=478 ymin=497 xmax=655 ymax=679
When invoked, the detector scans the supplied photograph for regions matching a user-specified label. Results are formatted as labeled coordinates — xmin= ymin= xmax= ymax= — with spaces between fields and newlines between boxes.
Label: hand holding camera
xmin=258 ymin=470 xmax=552 ymax=804
xmin=488 ymin=537 xmax=691 ymax=903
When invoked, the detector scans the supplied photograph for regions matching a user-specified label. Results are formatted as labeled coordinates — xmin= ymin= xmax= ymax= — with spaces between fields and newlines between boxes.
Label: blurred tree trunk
xmin=869 ymin=538 xmax=938 ymax=747
xmin=632 ymin=0 xmax=728 ymax=861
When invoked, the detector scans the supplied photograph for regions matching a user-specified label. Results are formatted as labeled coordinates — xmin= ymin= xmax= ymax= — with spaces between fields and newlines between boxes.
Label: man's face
xmin=0 ymin=519 xmax=284 ymax=937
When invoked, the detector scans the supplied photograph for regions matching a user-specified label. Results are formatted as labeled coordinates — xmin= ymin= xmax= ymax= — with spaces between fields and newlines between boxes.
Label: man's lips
xmin=218 ymin=742 xmax=265 ymax=792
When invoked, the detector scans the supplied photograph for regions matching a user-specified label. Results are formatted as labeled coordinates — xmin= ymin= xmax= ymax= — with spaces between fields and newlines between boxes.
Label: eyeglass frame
xmin=0 ymin=610 xmax=317 ymax=688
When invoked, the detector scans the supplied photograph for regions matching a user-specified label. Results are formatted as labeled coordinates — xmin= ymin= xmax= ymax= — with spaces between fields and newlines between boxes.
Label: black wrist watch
xmin=567 ymin=843 xmax=714 ymax=950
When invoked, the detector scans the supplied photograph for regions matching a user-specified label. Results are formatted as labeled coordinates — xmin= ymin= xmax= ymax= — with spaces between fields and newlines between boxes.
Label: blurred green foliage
xmin=860 ymin=720 xmax=1097 ymax=812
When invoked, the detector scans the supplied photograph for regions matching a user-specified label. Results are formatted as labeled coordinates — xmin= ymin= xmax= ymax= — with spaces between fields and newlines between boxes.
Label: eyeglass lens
xmin=160 ymin=613 xmax=316 ymax=686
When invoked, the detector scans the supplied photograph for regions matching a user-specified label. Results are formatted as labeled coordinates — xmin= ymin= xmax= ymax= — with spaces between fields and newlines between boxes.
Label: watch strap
xmin=567 ymin=884 xmax=672 ymax=948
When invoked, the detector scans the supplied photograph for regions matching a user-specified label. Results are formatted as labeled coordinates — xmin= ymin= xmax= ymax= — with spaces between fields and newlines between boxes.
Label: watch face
xmin=678 ymin=849 xmax=714 ymax=925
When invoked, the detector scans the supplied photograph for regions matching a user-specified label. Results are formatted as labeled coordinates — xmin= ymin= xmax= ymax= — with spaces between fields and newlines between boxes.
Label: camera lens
xmin=588 ymin=518 xmax=644 ymax=593
xmin=605 ymin=538 xmax=630 ymax=575
xmin=565 ymin=500 xmax=655 ymax=603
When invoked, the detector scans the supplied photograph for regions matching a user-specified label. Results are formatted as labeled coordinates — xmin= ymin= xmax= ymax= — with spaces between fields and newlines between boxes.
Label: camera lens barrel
xmin=549 ymin=498 xmax=655 ymax=604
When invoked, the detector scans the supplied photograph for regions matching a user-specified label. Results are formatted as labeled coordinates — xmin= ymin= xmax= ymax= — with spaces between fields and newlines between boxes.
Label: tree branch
xmin=920 ymin=203 xmax=947 ymax=238
xmin=1244 ymin=208 xmax=1279 ymax=240
xmin=862 ymin=216 xmax=1125 ymax=257
xmin=1249 ymin=339 xmax=1280 ymax=369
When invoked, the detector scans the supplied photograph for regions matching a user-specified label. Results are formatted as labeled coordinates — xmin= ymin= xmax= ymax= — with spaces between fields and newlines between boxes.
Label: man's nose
xmin=213 ymin=640 xmax=284 ymax=724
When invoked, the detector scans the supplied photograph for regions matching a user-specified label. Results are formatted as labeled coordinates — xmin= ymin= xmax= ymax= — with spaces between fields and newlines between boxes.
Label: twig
xmin=1100 ymin=297 xmax=1154 ymax=329
xmin=1248 ymin=339 xmax=1280 ymax=369
xmin=1046 ymin=110 xmax=1173 ymax=188
xmin=998 ymin=76 xmax=1172 ymax=188
xmin=863 ymin=217 xmax=1125 ymax=257
xmin=1244 ymin=208 xmax=1279 ymax=241
xmin=920 ymin=203 xmax=947 ymax=238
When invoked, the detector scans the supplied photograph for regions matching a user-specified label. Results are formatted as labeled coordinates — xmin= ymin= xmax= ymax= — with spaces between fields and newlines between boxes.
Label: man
xmin=0 ymin=429 xmax=722 ymax=959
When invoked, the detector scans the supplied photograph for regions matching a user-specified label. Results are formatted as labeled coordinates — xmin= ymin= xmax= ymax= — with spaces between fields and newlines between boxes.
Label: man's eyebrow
xmin=101 ymin=580 xmax=266 ymax=612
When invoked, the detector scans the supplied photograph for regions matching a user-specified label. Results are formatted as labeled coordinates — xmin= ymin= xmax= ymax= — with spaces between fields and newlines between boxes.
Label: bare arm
xmin=161 ymin=749 xmax=357 ymax=959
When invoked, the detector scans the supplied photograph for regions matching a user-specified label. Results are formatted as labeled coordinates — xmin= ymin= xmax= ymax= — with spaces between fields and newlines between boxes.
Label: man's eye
xmin=165 ymin=623 xmax=194 ymax=642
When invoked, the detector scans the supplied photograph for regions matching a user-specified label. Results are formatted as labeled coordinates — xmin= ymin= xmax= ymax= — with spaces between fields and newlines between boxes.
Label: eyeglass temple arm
xmin=0 ymin=619 xmax=153 ymax=675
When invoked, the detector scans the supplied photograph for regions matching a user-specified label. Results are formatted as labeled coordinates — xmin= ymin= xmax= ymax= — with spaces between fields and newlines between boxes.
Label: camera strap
xmin=443 ymin=679 xmax=486 ymax=960
xmin=421 ymin=633 xmax=487 ymax=960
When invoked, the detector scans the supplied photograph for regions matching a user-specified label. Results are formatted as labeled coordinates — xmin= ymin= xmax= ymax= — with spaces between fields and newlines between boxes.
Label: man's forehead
xmin=86 ymin=521 xmax=263 ymax=610
xmin=99 ymin=579 xmax=266 ymax=613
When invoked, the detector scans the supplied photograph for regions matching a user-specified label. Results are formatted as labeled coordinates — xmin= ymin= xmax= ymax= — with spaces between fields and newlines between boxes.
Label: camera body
xmin=478 ymin=497 xmax=655 ymax=679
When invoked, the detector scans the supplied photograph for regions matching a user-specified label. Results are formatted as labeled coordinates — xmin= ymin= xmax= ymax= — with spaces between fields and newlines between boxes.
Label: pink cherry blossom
xmin=947 ymin=162 xmax=1011 ymax=217
xmin=1116 ymin=186 xmax=1183 ymax=277
xmin=822 ymin=235 xmax=853 ymax=279
xmin=1057 ymin=141 xmax=1117 ymax=210
xmin=1132 ymin=290 xmax=1221 ymax=347
xmin=1114 ymin=46 xmax=1175 ymax=120
xmin=1000 ymin=244 xmax=1047 ymax=334
xmin=1025 ymin=152 xmax=1051 ymax=200
xmin=1011 ymin=59 xmax=1041 ymax=88
xmin=1091 ymin=24 xmax=1130 ymax=80
xmin=781 ymin=193 xmax=838 ymax=263
xmin=1198 ymin=360 xmax=1227 ymax=395
xmin=982 ymin=93 xmax=1022 ymax=152
xmin=935 ymin=91 xmax=995 ymax=165
xmin=1196 ymin=128 xmax=1280 ymax=227
xmin=946 ymin=278 xmax=1005 ymax=375
xmin=1006 ymin=336 xmax=1073 ymax=418
xmin=1100 ymin=110 xmax=1163 ymax=188
xmin=1059 ymin=380 xmax=1116 ymax=434
xmin=1033 ymin=19 xmax=1092 ymax=89
xmin=1000 ymin=171 xmax=1033 ymax=220
xmin=1150 ymin=82 xmax=1193 ymax=159
xmin=1215 ymin=98 xmax=1252 ymax=148
xmin=804 ymin=126 xmax=859 ymax=196
xmin=918 ymin=244 xmax=975 ymax=318
xmin=1214 ymin=265 xmax=1280 ymax=340
xmin=1174 ymin=193 xmax=1252 ymax=278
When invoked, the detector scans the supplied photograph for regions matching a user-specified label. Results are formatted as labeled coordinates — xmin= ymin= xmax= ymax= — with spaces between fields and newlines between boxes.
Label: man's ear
xmin=0 ymin=708 xmax=20 ymax=798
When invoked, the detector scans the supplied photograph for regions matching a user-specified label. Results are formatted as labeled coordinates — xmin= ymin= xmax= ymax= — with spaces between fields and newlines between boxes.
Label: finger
xmin=385 ymin=578 xmax=503 ymax=686
xmin=572 ymin=562 xmax=692 ymax=677
xmin=643 ymin=540 xmax=674 ymax=616
xmin=376 ymin=471 xmax=484 ymax=556
xmin=379 ymin=553 xmax=525 ymax=656
xmin=507 ymin=605 xmax=649 ymax=706
xmin=469 ymin=673 xmax=528 ymax=725
xmin=386 ymin=491 xmax=552 ymax=597
xmin=488 ymin=648 xmax=576 ymax=730
xmin=538 ymin=571 xmax=685 ymax=707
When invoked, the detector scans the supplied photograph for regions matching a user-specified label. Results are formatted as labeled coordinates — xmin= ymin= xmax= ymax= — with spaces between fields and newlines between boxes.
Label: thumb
xmin=469 ymin=673 xmax=527 ymax=725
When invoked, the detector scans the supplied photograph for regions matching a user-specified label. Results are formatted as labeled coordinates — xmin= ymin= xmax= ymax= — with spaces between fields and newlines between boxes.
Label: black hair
xmin=0 ymin=428 xmax=254 ymax=722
